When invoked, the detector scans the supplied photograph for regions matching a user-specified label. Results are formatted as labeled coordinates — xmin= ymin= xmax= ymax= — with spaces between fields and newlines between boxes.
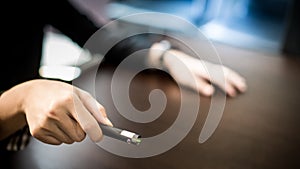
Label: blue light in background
xmin=107 ymin=0 xmax=291 ymax=53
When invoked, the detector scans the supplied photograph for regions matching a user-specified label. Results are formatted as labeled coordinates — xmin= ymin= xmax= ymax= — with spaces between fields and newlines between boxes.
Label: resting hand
xmin=21 ymin=79 xmax=112 ymax=145
xmin=149 ymin=43 xmax=247 ymax=97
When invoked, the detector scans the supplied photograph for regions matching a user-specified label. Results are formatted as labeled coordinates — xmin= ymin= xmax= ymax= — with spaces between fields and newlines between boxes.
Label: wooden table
xmin=1 ymin=43 xmax=300 ymax=169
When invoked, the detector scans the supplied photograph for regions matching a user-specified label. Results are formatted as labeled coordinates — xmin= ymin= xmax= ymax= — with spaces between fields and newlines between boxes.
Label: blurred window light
xmin=39 ymin=65 xmax=81 ymax=81
xmin=40 ymin=30 xmax=92 ymax=81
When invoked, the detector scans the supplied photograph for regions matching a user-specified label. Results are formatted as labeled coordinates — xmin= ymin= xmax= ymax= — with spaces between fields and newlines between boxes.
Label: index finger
xmin=76 ymin=89 xmax=113 ymax=127
xmin=71 ymin=94 xmax=103 ymax=143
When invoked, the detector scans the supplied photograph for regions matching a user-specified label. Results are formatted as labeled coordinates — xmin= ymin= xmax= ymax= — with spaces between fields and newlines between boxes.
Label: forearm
xmin=100 ymin=33 xmax=162 ymax=67
xmin=0 ymin=85 xmax=27 ymax=140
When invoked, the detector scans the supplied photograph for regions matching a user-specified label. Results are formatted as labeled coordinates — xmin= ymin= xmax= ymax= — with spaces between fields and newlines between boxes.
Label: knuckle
xmin=48 ymin=102 xmax=59 ymax=113
xmin=46 ymin=93 xmax=74 ymax=114
xmin=45 ymin=110 xmax=58 ymax=119
xmin=61 ymin=93 xmax=74 ymax=104
xmin=47 ymin=102 xmax=62 ymax=116
xmin=40 ymin=112 xmax=52 ymax=125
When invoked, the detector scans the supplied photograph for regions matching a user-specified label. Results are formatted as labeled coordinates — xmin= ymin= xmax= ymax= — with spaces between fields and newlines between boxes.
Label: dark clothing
xmin=1 ymin=0 xmax=99 ymax=91
xmin=1 ymin=0 xmax=160 ymax=91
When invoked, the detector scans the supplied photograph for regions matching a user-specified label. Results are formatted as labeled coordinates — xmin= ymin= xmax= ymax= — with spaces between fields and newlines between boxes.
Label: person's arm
xmin=0 ymin=79 xmax=112 ymax=144
xmin=0 ymin=89 xmax=27 ymax=141
xmin=86 ymin=32 xmax=247 ymax=97
xmin=148 ymin=41 xmax=247 ymax=97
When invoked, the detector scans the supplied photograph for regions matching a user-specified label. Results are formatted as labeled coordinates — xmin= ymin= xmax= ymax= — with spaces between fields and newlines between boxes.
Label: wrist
xmin=148 ymin=40 xmax=171 ymax=69
xmin=1 ymin=86 xmax=25 ymax=115
xmin=0 ymin=83 xmax=28 ymax=140
xmin=12 ymin=82 xmax=33 ymax=115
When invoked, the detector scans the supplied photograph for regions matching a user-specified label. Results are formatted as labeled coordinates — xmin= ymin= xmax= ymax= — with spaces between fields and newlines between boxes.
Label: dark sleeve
xmin=42 ymin=0 xmax=164 ymax=67
xmin=0 ymin=126 xmax=30 ymax=152
xmin=43 ymin=0 xmax=99 ymax=47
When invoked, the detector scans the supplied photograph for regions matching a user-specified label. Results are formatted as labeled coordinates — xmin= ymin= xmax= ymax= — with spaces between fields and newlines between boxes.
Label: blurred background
xmin=40 ymin=0 xmax=297 ymax=81
xmin=106 ymin=0 xmax=291 ymax=53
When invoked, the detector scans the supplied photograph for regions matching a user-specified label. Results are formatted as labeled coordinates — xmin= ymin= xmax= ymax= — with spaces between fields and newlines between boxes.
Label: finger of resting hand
xmin=225 ymin=82 xmax=237 ymax=97
xmin=225 ymin=70 xmax=247 ymax=92
xmin=190 ymin=61 xmax=231 ymax=95
xmin=77 ymin=90 xmax=113 ymax=127
xmin=207 ymin=76 xmax=236 ymax=97
xmin=72 ymin=94 xmax=103 ymax=143
xmin=195 ymin=77 xmax=215 ymax=96
xmin=202 ymin=67 xmax=243 ymax=96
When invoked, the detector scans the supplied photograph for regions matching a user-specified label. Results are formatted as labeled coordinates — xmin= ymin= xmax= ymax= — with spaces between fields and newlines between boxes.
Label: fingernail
xmin=105 ymin=117 xmax=113 ymax=127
